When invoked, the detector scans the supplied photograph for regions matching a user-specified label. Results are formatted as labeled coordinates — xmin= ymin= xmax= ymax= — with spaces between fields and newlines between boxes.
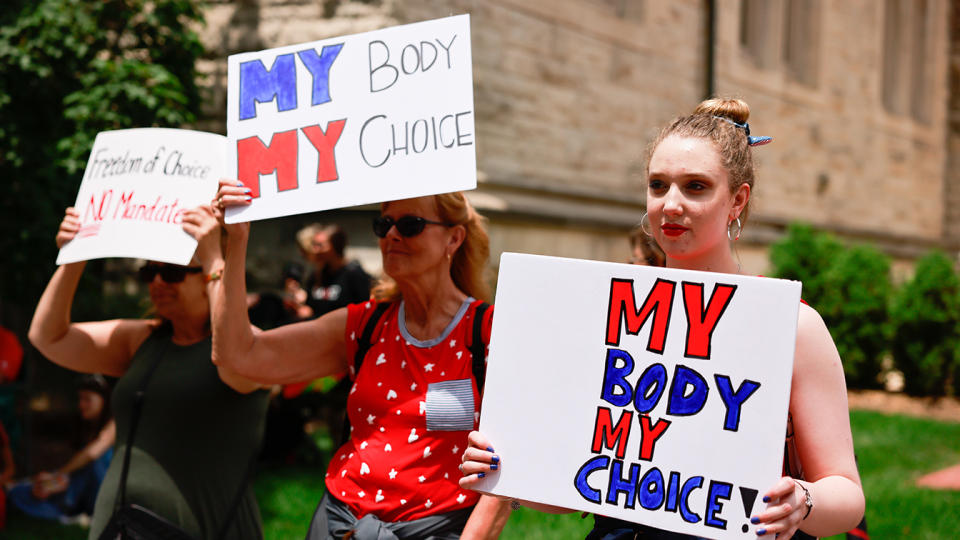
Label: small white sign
xmin=225 ymin=14 xmax=476 ymax=223
xmin=476 ymin=253 xmax=801 ymax=539
xmin=57 ymin=128 xmax=225 ymax=266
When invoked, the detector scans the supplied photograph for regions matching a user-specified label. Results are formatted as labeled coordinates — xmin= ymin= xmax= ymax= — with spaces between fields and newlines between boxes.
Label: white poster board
xmin=57 ymin=128 xmax=225 ymax=265
xmin=225 ymin=14 xmax=476 ymax=223
xmin=476 ymin=253 xmax=802 ymax=539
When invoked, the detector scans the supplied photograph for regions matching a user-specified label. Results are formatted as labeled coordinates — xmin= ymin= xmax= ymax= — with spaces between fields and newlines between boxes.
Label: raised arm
xmin=208 ymin=180 xmax=350 ymax=385
xmin=28 ymin=208 xmax=151 ymax=377
xmin=752 ymin=304 xmax=864 ymax=538
xmin=182 ymin=204 xmax=264 ymax=394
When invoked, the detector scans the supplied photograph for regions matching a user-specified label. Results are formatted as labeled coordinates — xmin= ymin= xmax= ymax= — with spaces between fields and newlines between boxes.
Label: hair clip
xmin=712 ymin=116 xmax=773 ymax=146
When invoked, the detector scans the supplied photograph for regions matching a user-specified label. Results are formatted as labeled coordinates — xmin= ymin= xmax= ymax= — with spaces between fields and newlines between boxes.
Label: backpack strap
xmin=339 ymin=302 xmax=391 ymax=446
xmin=354 ymin=302 xmax=391 ymax=374
xmin=469 ymin=302 xmax=491 ymax=394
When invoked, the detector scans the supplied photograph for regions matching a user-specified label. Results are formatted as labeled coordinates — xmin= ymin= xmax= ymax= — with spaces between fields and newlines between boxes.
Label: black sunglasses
xmin=138 ymin=264 xmax=203 ymax=284
xmin=372 ymin=215 xmax=452 ymax=238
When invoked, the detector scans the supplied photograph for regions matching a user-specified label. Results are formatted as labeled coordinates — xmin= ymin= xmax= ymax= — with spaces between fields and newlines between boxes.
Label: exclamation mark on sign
xmin=739 ymin=486 xmax=759 ymax=533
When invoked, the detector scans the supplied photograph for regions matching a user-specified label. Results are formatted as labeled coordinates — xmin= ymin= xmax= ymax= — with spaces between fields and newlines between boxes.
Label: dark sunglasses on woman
xmin=372 ymin=215 xmax=452 ymax=238
xmin=138 ymin=264 xmax=203 ymax=284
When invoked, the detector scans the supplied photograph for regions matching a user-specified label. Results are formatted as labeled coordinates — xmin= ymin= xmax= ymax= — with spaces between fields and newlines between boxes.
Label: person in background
xmin=29 ymin=206 xmax=269 ymax=539
xmin=460 ymin=98 xmax=865 ymax=540
xmin=295 ymin=223 xmax=372 ymax=320
xmin=7 ymin=374 xmax=115 ymax=525
xmin=266 ymin=224 xmax=374 ymax=463
xmin=208 ymin=185 xmax=511 ymax=539
xmin=628 ymin=224 xmax=665 ymax=267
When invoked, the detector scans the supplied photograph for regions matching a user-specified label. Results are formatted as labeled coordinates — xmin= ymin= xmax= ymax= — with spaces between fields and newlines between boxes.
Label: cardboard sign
xmin=57 ymin=128 xmax=224 ymax=265
xmin=476 ymin=253 xmax=801 ymax=539
xmin=225 ymin=14 xmax=476 ymax=223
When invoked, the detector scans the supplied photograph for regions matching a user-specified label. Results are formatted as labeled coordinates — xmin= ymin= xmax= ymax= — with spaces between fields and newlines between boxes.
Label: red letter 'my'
xmin=236 ymin=129 xmax=299 ymax=198
xmin=605 ymin=278 xmax=676 ymax=353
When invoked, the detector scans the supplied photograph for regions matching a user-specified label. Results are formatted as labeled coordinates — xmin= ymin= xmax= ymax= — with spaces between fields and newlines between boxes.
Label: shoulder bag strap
xmin=117 ymin=331 xmax=170 ymax=510
xmin=469 ymin=302 xmax=491 ymax=394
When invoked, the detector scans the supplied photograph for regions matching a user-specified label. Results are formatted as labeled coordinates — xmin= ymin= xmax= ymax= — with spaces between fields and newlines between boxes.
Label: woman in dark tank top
xmin=29 ymin=204 xmax=269 ymax=539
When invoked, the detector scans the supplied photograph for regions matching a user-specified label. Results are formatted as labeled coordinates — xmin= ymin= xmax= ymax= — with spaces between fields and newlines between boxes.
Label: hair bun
xmin=694 ymin=98 xmax=750 ymax=124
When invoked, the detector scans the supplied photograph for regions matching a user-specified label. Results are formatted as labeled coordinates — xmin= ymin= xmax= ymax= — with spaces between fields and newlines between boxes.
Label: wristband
xmin=204 ymin=268 xmax=223 ymax=283
xmin=798 ymin=483 xmax=813 ymax=520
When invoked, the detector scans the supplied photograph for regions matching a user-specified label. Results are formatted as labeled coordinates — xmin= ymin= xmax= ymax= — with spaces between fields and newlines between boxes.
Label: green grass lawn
xmin=826 ymin=409 xmax=960 ymax=539
xmin=5 ymin=409 xmax=960 ymax=539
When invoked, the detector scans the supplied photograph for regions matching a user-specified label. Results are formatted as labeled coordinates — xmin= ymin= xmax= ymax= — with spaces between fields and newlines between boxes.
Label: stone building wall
xmin=196 ymin=0 xmax=954 ymax=284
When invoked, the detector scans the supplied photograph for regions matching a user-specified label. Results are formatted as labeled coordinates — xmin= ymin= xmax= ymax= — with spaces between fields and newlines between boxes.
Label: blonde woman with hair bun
xmin=460 ymin=98 xmax=864 ymax=540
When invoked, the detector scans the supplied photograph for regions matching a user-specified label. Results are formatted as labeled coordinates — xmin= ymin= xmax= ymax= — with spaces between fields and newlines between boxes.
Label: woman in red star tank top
xmin=207 ymin=188 xmax=511 ymax=539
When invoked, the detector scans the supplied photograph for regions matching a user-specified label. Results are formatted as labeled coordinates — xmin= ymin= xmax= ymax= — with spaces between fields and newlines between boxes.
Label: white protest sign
xmin=476 ymin=253 xmax=801 ymax=539
xmin=225 ymin=14 xmax=476 ymax=223
xmin=57 ymin=128 xmax=225 ymax=266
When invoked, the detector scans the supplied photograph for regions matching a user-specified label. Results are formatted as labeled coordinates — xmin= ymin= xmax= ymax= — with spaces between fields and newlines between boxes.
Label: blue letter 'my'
xmin=239 ymin=54 xmax=297 ymax=120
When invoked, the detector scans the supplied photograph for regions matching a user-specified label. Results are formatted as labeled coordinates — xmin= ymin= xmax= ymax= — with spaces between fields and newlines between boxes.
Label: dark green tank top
xmin=89 ymin=327 xmax=269 ymax=539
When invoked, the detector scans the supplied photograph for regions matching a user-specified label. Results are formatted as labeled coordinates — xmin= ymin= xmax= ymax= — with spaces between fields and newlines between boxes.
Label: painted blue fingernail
xmin=486 ymin=447 xmax=494 ymax=452
xmin=245 ymin=195 xmax=252 ymax=201
xmin=756 ymin=528 xmax=767 ymax=536
xmin=236 ymin=181 xmax=244 ymax=187
xmin=491 ymin=455 xmax=500 ymax=463
xmin=762 ymin=496 xmax=771 ymax=503
xmin=750 ymin=517 xmax=760 ymax=524
xmin=490 ymin=463 xmax=498 ymax=470
xmin=478 ymin=472 xmax=486 ymax=478
xmin=243 ymin=187 xmax=252 ymax=194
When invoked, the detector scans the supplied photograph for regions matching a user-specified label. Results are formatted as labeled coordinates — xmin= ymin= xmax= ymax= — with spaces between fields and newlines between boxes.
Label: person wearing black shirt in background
xmin=295 ymin=224 xmax=371 ymax=319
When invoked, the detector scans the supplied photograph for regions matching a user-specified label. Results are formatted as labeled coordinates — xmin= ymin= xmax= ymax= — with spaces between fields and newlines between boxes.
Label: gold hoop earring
xmin=727 ymin=217 xmax=742 ymax=241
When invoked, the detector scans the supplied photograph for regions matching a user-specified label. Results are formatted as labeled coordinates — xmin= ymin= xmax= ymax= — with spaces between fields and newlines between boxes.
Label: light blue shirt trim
xmin=398 ymin=297 xmax=474 ymax=348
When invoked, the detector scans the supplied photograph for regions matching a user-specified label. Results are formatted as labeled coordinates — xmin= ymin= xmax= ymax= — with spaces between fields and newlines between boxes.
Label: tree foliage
xmin=0 ymin=0 xmax=204 ymax=329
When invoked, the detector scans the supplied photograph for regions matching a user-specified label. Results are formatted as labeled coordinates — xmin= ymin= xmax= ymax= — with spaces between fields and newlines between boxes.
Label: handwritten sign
xmin=476 ymin=253 xmax=801 ymax=539
xmin=225 ymin=14 xmax=476 ymax=223
xmin=57 ymin=129 xmax=224 ymax=266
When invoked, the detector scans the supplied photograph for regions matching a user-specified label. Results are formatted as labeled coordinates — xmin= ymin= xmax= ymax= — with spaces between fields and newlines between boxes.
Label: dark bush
xmin=819 ymin=244 xmax=892 ymax=389
xmin=890 ymin=251 xmax=960 ymax=396
xmin=769 ymin=222 xmax=842 ymax=310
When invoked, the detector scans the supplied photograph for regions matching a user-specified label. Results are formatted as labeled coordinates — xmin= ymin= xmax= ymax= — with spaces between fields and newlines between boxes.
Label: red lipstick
xmin=661 ymin=223 xmax=688 ymax=237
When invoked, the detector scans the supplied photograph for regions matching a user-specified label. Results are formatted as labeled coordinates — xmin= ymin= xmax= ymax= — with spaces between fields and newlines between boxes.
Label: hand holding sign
xmin=56 ymin=208 xmax=82 ymax=250
xmin=180 ymin=205 xmax=224 ymax=274
xmin=751 ymin=477 xmax=809 ymax=538
xmin=210 ymin=178 xmax=254 ymax=240
xmin=459 ymin=431 xmax=500 ymax=484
